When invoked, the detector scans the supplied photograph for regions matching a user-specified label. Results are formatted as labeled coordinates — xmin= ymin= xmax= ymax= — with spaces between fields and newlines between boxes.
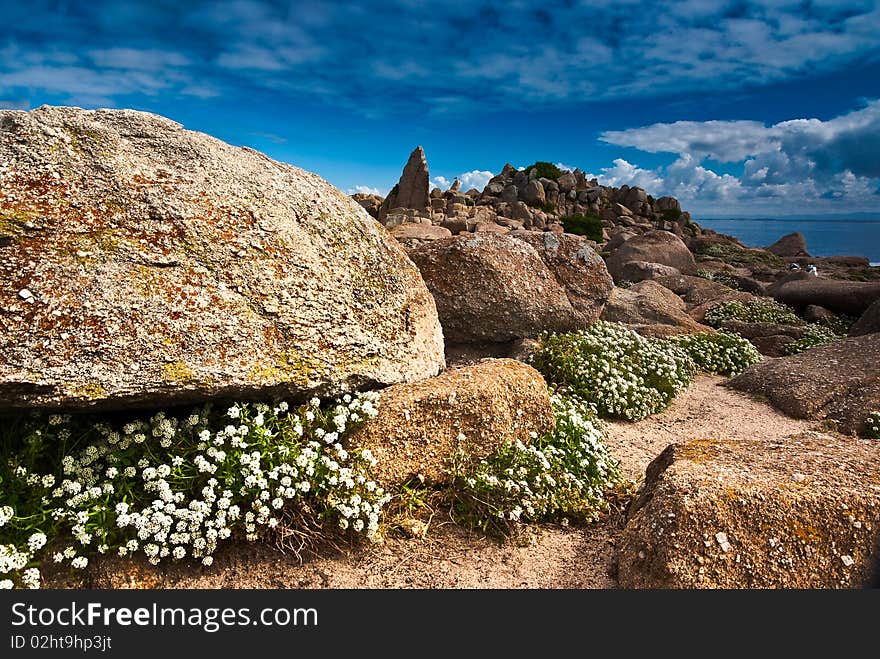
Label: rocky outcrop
xmin=408 ymin=233 xmax=612 ymax=344
xmin=348 ymin=359 xmax=555 ymax=487
xmin=389 ymin=222 xmax=453 ymax=247
xmin=351 ymin=193 xmax=384 ymax=219
xmin=606 ymin=231 xmax=697 ymax=282
xmin=850 ymin=299 xmax=880 ymax=337
xmin=766 ymin=232 xmax=810 ymax=257
xmin=770 ymin=279 xmax=880 ymax=316
xmin=0 ymin=106 xmax=445 ymax=413
xmin=729 ymin=334 xmax=880 ymax=435
xmin=380 ymin=146 xmax=430 ymax=219
xmin=600 ymin=281 xmax=710 ymax=335
xmin=619 ymin=434 xmax=880 ymax=588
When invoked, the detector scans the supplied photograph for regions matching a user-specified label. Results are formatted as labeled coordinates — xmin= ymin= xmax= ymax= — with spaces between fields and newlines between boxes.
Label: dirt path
xmin=47 ymin=376 xmax=815 ymax=589
xmin=603 ymin=375 xmax=821 ymax=482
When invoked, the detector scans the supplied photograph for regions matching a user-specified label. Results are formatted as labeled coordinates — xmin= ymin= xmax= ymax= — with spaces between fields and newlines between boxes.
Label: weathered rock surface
xmin=614 ymin=261 xmax=681 ymax=284
xmin=619 ymin=434 xmax=880 ymax=588
xmin=348 ymin=359 xmax=554 ymax=487
xmin=600 ymin=281 xmax=710 ymax=334
xmin=0 ymin=106 xmax=445 ymax=412
xmin=509 ymin=231 xmax=614 ymax=325
xmin=770 ymin=279 xmax=880 ymax=316
xmin=715 ymin=321 xmax=809 ymax=357
xmin=606 ymin=230 xmax=697 ymax=282
xmin=766 ymin=232 xmax=810 ymax=257
xmin=654 ymin=275 xmax=739 ymax=309
xmin=409 ymin=233 xmax=612 ymax=344
xmin=850 ymin=299 xmax=880 ymax=337
xmin=380 ymin=146 xmax=430 ymax=216
xmin=389 ymin=222 xmax=452 ymax=246
xmin=729 ymin=334 xmax=880 ymax=434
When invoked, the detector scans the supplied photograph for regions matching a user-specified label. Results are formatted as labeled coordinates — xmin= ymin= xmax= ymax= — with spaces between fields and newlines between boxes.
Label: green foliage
xmin=695 ymin=269 xmax=741 ymax=290
xmin=453 ymin=394 xmax=621 ymax=536
xmin=529 ymin=322 xmax=694 ymax=421
xmin=697 ymin=243 xmax=784 ymax=267
xmin=560 ymin=213 xmax=603 ymax=242
xmin=660 ymin=207 xmax=682 ymax=222
xmin=541 ymin=201 xmax=557 ymax=214
xmin=863 ymin=412 xmax=880 ymax=439
xmin=0 ymin=394 xmax=384 ymax=589
xmin=704 ymin=299 xmax=803 ymax=327
xmin=525 ymin=161 xmax=563 ymax=180
xmin=816 ymin=314 xmax=857 ymax=335
xmin=668 ymin=331 xmax=762 ymax=376
xmin=783 ymin=325 xmax=841 ymax=355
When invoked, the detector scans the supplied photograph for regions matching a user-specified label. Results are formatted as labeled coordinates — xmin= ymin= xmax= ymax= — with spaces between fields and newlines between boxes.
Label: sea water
xmin=696 ymin=218 xmax=880 ymax=266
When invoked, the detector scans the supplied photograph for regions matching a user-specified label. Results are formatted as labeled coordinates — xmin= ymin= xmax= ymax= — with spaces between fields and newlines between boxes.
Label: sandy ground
xmin=603 ymin=374 xmax=821 ymax=482
xmin=46 ymin=376 xmax=818 ymax=589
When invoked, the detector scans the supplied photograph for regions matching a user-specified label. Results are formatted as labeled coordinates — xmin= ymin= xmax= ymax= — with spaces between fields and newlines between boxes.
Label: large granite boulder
xmin=849 ymin=299 xmax=880 ymax=337
xmin=766 ymin=232 xmax=810 ymax=257
xmin=606 ymin=230 xmax=697 ymax=282
xmin=0 ymin=106 xmax=445 ymax=413
xmin=619 ymin=434 xmax=880 ymax=588
xmin=349 ymin=359 xmax=555 ymax=487
xmin=770 ymin=279 xmax=880 ymax=316
xmin=728 ymin=334 xmax=880 ymax=435
xmin=408 ymin=233 xmax=613 ymax=344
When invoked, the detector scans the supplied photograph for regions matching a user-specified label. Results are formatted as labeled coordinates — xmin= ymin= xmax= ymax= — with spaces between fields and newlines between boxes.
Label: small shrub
xmin=668 ymin=332 xmax=761 ymax=376
xmin=453 ymin=394 xmax=621 ymax=536
xmin=863 ymin=412 xmax=880 ymax=439
xmin=541 ymin=201 xmax=557 ymax=214
xmin=704 ymin=299 xmax=803 ymax=327
xmin=529 ymin=322 xmax=694 ymax=421
xmin=0 ymin=393 xmax=385 ymax=589
xmin=661 ymin=208 xmax=682 ymax=223
xmin=560 ymin=213 xmax=603 ymax=242
xmin=695 ymin=269 xmax=741 ymax=290
xmin=697 ymin=243 xmax=784 ymax=267
xmin=783 ymin=325 xmax=841 ymax=355
xmin=524 ymin=161 xmax=563 ymax=180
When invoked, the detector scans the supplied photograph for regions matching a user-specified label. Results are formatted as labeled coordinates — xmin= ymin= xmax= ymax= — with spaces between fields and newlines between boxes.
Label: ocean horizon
xmin=696 ymin=217 xmax=880 ymax=266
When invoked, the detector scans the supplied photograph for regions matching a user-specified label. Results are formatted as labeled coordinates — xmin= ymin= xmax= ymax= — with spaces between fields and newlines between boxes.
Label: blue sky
xmin=2 ymin=0 xmax=880 ymax=217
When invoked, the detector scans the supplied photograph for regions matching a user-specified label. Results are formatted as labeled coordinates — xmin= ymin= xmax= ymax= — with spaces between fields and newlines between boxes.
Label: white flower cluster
xmin=531 ymin=321 xmax=694 ymax=421
xmin=783 ymin=325 xmax=841 ymax=355
xmin=458 ymin=394 xmax=620 ymax=533
xmin=0 ymin=531 xmax=45 ymax=589
xmin=0 ymin=392 xmax=384 ymax=588
xmin=668 ymin=331 xmax=761 ymax=376
xmin=704 ymin=298 xmax=802 ymax=327
xmin=864 ymin=412 xmax=880 ymax=439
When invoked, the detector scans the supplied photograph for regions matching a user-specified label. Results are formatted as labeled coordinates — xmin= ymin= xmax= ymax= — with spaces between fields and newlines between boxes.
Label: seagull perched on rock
xmin=806 ymin=264 xmax=818 ymax=276
xmin=788 ymin=263 xmax=801 ymax=271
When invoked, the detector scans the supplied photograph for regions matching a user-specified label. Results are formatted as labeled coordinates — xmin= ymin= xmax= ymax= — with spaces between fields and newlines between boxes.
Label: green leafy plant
xmin=452 ymin=394 xmax=620 ymax=536
xmin=0 ymin=393 xmax=385 ymax=589
xmin=783 ymin=325 xmax=841 ymax=355
xmin=695 ymin=269 xmax=741 ymax=290
xmin=660 ymin=208 xmax=682 ymax=222
xmin=697 ymin=243 xmax=784 ymax=267
xmin=667 ymin=331 xmax=761 ymax=376
xmin=529 ymin=322 xmax=694 ymax=421
xmin=524 ymin=161 xmax=563 ymax=180
xmin=704 ymin=299 xmax=803 ymax=327
xmin=560 ymin=213 xmax=603 ymax=242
